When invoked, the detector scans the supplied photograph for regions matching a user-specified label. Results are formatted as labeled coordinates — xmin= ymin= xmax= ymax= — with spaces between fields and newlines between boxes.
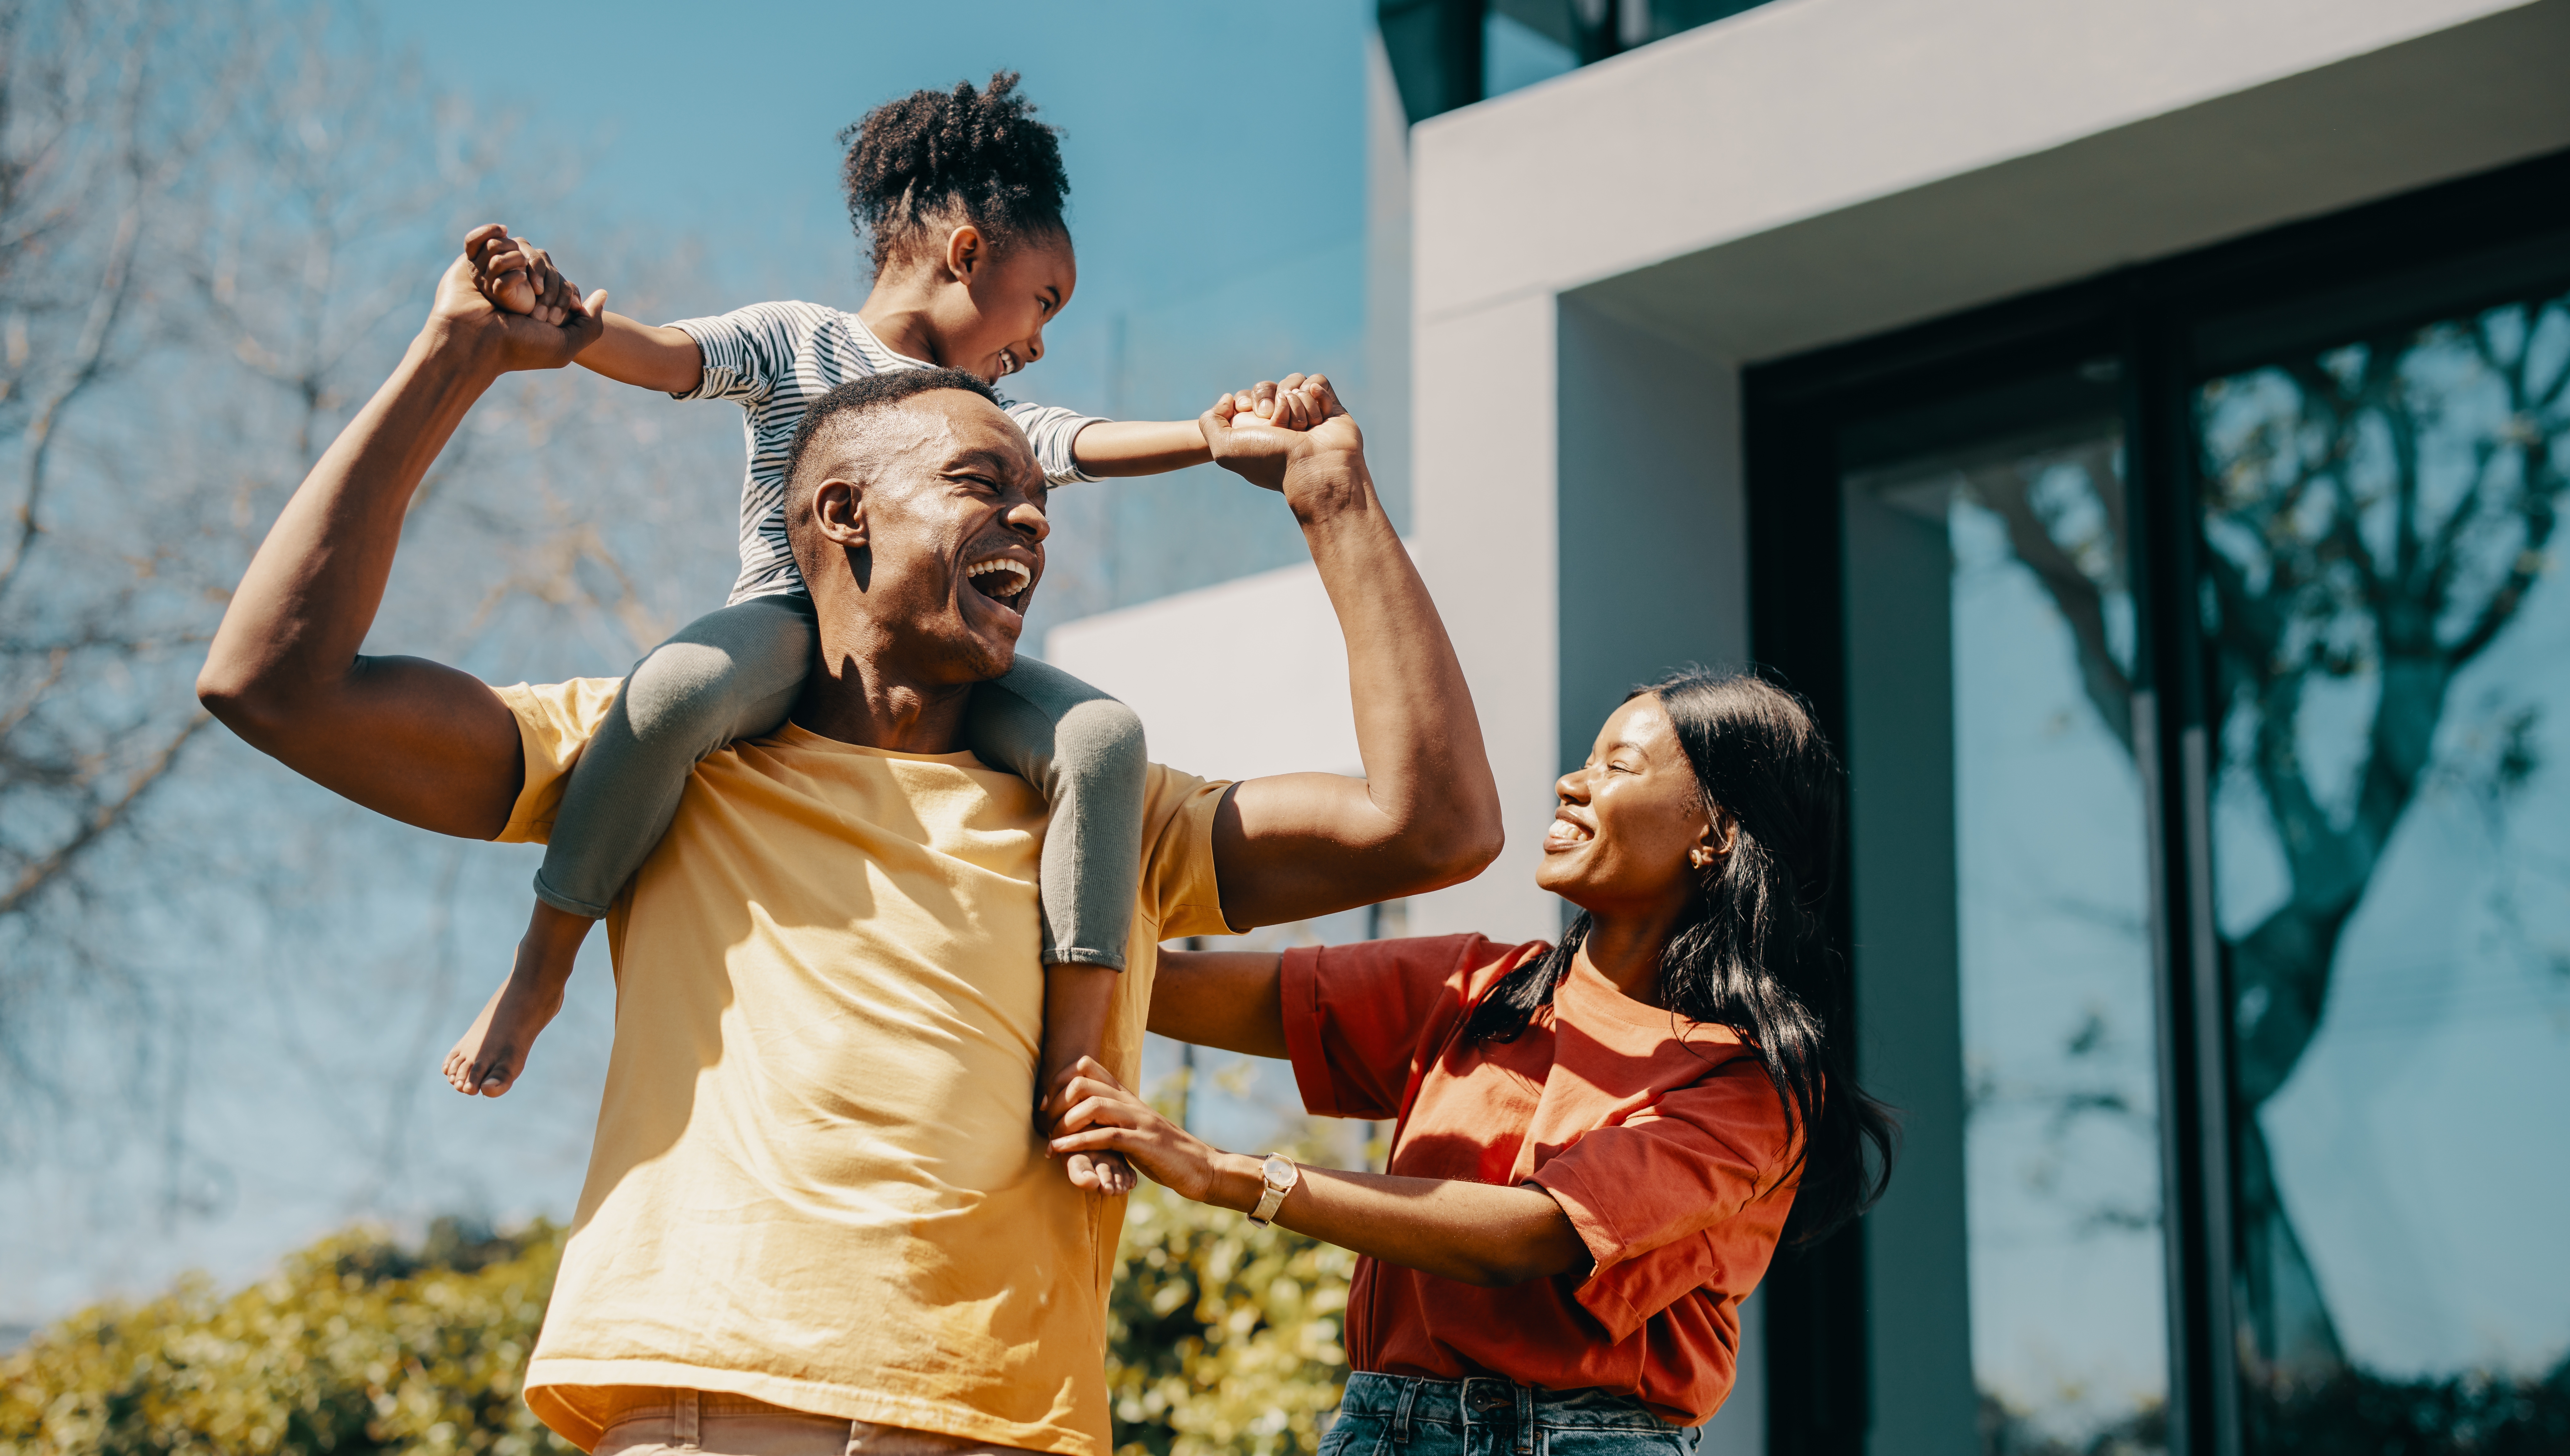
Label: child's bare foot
xmin=442 ymin=901 xmax=592 ymax=1097
xmin=1065 ymin=1149 xmax=1137 ymax=1196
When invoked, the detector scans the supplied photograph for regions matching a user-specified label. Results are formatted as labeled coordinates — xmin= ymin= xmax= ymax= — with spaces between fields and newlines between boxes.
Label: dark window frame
xmin=1741 ymin=146 xmax=2570 ymax=1456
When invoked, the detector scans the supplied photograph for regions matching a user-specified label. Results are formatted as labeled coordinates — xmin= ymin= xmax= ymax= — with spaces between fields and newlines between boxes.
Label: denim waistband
xmin=1337 ymin=1373 xmax=1672 ymax=1437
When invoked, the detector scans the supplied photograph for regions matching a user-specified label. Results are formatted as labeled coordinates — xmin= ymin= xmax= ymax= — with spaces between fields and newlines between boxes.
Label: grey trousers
xmin=533 ymin=593 xmax=1146 ymax=970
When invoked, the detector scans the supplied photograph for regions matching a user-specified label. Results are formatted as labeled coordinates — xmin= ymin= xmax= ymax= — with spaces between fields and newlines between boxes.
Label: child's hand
xmin=462 ymin=224 xmax=590 ymax=327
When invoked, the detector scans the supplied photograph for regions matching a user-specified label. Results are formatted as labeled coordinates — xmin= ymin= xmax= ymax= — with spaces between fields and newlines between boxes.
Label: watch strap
xmin=1248 ymin=1153 xmax=1298 ymax=1227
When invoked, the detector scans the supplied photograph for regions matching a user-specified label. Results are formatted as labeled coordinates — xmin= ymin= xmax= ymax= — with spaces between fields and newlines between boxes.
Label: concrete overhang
xmin=1414 ymin=0 xmax=2570 ymax=362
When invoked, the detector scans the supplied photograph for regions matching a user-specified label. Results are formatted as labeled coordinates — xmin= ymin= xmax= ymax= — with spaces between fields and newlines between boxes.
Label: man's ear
xmin=811 ymin=477 xmax=867 ymax=550
xmin=943 ymin=223 xmax=987 ymax=283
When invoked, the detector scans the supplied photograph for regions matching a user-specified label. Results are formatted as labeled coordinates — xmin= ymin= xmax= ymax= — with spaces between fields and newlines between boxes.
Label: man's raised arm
xmin=197 ymin=230 xmax=604 ymax=838
xmin=1203 ymin=378 xmax=1504 ymax=928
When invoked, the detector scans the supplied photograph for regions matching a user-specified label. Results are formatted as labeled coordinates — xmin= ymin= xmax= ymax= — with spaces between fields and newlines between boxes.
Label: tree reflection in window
xmin=2196 ymin=286 xmax=2570 ymax=1451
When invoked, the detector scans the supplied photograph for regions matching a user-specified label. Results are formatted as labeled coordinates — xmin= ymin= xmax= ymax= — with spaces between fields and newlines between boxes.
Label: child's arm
xmin=1065 ymin=379 xmax=1316 ymax=477
xmin=1068 ymin=420 xmax=1211 ymax=476
xmin=467 ymin=228 xmax=703 ymax=394
xmin=577 ymin=312 xmax=704 ymax=394
xmin=1042 ymin=963 xmax=1135 ymax=1193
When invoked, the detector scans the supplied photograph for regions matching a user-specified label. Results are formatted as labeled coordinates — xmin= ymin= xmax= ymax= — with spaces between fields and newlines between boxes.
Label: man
xmin=196 ymin=253 xmax=1501 ymax=1456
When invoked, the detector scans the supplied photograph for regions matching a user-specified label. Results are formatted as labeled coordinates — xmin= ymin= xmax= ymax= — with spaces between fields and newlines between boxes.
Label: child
xmin=442 ymin=73 xmax=1296 ymax=1195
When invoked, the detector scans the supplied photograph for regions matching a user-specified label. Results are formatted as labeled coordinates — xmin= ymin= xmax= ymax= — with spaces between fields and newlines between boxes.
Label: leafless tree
xmin=0 ymin=0 xmax=736 ymax=1256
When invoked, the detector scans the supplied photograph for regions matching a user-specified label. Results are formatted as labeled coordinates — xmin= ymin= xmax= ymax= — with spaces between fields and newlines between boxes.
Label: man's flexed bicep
xmin=1201 ymin=378 xmax=1504 ymax=929
xmin=198 ymin=239 xmax=602 ymax=839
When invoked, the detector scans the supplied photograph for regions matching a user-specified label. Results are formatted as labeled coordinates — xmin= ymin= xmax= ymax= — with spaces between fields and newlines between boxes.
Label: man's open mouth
xmin=966 ymin=554 xmax=1033 ymax=611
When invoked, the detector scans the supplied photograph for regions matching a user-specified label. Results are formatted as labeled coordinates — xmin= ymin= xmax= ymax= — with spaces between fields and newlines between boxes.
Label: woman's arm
xmin=1071 ymin=419 xmax=1210 ymax=476
xmin=1145 ymin=949 xmax=1288 ymax=1059
xmin=1049 ymin=1058 xmax=1590 ymax=1288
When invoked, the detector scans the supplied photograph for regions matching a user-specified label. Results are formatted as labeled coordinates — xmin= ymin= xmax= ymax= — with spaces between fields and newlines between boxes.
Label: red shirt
xmin=1279 ymin=934 xmax=1800 ymax=1427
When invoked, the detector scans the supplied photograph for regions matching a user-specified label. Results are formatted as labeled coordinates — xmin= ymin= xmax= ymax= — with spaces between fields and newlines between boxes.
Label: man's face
xmin=803 ymin=391 xmax=1048 ymax=684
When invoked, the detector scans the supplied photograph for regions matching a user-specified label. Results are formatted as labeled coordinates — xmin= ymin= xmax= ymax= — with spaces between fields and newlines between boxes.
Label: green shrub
xmin=0 ymin=1219 xmax=573 ymax=1456
xmin=1106 ymin=1184 xmax=1353 ymax=1456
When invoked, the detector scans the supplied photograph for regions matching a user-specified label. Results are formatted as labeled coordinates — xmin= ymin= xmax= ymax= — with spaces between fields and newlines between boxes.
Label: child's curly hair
xmin=840 ymin=71 xmax=1071 ymax=276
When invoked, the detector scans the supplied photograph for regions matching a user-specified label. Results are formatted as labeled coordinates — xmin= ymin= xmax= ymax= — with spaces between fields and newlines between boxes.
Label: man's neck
xmin=790 ymin=629 xmax=977 ymax=754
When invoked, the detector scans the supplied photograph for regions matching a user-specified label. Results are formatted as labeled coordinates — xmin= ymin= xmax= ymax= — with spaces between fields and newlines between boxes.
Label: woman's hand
xmin=1047 ymin=1057 xmax=1242 ymax=1206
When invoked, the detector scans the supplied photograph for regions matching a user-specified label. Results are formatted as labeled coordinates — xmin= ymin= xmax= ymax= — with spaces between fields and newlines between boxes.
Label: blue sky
xmin=378 ymin=0 xmax=1373 ymax=403
xmin=382 ymin=0 xmax=1384 ymax=625
xmin=1 ymin=1 xmax=1386 ymax=1335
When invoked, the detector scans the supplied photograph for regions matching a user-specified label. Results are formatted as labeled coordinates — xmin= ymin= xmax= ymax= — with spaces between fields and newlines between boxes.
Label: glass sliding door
xmin=1838 ymin=368 xmax=2173 ymax=1456
xmin=2193 ymin=280 xmax=2570 ymax=1452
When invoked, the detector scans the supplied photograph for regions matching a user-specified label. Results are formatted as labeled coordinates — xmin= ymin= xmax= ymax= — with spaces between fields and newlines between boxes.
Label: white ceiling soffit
xmin=1414 ymin=0 xmax=2570 ymax=362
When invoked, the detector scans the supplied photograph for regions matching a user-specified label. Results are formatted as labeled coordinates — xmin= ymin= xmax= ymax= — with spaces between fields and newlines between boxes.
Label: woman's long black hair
xmin=1464 ymin=668 xmax=1897 ymax=1242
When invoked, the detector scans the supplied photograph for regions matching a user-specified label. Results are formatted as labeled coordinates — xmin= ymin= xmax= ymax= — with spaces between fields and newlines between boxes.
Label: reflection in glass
xmin=2196 ymin=286 xmax=2570 ymax=1451
xmin=1850 ymin=412 xmax=2170 ymax=1456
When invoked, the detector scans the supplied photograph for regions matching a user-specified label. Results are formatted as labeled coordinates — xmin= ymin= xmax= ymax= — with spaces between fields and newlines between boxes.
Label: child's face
xmin=946 ymin=228 xmax=1076 ymax=385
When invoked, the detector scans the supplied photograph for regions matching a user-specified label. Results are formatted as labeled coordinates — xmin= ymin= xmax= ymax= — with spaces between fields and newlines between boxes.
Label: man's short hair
xmin=783 ymin=367 xmax=1003 ymax=494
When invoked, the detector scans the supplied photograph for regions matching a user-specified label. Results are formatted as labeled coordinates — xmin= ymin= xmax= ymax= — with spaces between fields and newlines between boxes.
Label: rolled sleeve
xmin=1528 ymin=1059 xmax=1798 ymax=1339
xmin=1140 ymin=769 xmax=1238 ymax=942
xmin=489 ymin=678 xmax=623 ymax=844
xmin=666 ymin=302 xmax=813 ymax=404
xmin=1280 ymin=935 xmax=1527 ymax=1121
xmin=1004 ymin=401 xmax=1107 ymax=485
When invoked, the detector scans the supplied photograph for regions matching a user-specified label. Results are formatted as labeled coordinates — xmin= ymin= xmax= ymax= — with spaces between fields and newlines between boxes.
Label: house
xmin=1052 ymin=3 xmax=2570 ymax=1452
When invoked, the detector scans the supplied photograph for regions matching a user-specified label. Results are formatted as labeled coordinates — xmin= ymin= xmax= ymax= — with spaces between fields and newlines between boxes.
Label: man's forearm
xmin=576 ymin=312 xmax=703 ymax=394
xmin=200 ymin=317 xmax=527 ymax=838
xmin=1219 ymin=448 xmax=1501 ymax=922
xmin=1070 ymin=419 xmax=1210 ymax=477
xmin=1299 ymin=450 xmax=1496 ymax=853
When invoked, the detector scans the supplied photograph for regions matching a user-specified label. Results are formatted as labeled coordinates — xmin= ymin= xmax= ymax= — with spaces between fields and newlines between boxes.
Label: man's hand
xmin=1201 ymin=372 xmax=1360 ymax=492
xmin=440 ymin=224 xmax=605 ymax=372
xmin=462 ymin=224 xmax=587 ymax=326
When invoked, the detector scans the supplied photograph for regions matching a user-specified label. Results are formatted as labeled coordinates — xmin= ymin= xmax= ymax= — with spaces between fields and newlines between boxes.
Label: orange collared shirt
xmin=1280 ymin=934 xmax=1801 ymax=1427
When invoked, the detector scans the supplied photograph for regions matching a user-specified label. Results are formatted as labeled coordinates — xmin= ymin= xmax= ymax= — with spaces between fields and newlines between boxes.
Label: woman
xmin=1049 ymin=670 xmax=1897 ymax=1453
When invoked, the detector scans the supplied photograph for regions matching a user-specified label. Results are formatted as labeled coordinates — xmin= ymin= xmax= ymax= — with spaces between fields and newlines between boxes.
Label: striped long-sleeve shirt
xmin=670 ymin=300 xmax=1106 ymax=605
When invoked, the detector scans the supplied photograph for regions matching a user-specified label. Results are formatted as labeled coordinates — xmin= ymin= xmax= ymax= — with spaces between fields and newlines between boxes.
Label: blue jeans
xmin=1320 ymin=1374 xmax=1701 ymax=1456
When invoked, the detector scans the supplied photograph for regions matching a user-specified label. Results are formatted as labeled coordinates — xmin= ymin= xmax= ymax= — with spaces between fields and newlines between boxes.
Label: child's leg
xmin=966 ymin=656 xmax=1149 ymax=1191
xmin=445 ymin=593 xmax=816 ymax=1096
xmin=535 ymin=592 xmax=818 ymax=915
xmin=963 ymin=656 xmax=1149 ymax=970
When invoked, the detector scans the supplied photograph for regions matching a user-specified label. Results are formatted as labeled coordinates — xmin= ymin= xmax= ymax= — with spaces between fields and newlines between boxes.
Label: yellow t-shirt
xmin=493 ymin=679 xmax=1235 ymax=1456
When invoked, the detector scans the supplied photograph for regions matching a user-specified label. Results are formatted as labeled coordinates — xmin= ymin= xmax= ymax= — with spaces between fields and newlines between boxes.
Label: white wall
xmin=1413 ymin=0 xmax=2555 ymax=333
xmin=1045 ymin=562 xmax=1361 ymax=786
xmin=1398 ymin=0 xmax=2570 ymax=941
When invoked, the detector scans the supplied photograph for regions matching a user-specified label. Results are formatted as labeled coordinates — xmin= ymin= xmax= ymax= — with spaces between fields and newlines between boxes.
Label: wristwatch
xmin=1247 ymin=1153 xmax=1300 ymax=1228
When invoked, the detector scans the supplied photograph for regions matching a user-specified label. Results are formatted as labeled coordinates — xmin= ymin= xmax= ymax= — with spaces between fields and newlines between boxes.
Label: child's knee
xmin=621 ymin=641 xmax=745 ymax=749
xmin=1053 ymin=695 xmax=1149 ymax=782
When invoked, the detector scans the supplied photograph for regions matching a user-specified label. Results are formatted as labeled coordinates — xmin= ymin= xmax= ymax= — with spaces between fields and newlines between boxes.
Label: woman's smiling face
xmin=1537 ymin=693 xmax=1723 ymax=917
